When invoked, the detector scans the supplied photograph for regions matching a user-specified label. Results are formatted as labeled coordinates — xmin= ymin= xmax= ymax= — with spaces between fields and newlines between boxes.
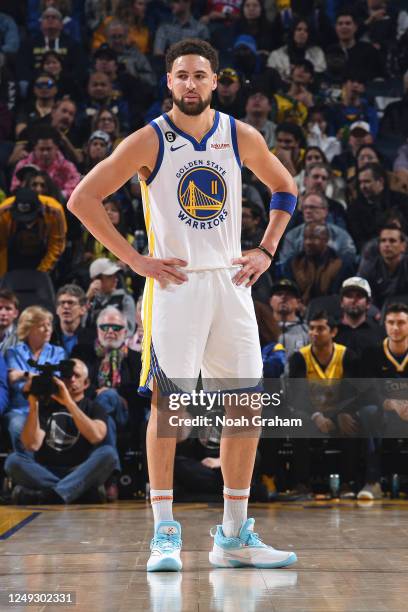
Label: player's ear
xmin=212 ymin=74 xmax=217 ymax=91
xmin=167 ymin=72 xmax=172 ymax=91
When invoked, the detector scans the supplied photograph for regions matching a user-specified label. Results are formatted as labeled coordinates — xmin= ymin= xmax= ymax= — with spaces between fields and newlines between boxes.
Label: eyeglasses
xmin=302 ymin=205 xmax=326 ymax=211
xmin=35 ymin=79 xmax=55 ymax=89
xmin=98 ymin=323 xmax=125 ymax=332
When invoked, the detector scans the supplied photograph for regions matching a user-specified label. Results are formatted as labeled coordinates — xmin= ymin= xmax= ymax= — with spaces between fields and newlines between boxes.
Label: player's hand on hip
xmin=232 ymin=249 xmax=271 ymax=287
xmin=132 ymin=255 xmax=188 ymax=287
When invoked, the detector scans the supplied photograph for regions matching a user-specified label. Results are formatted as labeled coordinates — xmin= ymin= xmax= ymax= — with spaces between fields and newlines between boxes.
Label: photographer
xmin=5 ymin=358 xmax=118 ymax=505
xmin=4 ymin=306 xmax=65 ymax=452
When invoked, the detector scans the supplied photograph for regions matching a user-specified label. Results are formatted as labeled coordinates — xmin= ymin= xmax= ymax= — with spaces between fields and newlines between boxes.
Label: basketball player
xmin=67 ymin=39 xmax=298 ymax=572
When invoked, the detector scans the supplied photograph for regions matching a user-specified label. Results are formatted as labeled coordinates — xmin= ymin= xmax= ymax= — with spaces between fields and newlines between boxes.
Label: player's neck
xmin=167 ymin=107 xmax=215 ymax=141
xmin=388 ymin=336 xmax=408 ymax=356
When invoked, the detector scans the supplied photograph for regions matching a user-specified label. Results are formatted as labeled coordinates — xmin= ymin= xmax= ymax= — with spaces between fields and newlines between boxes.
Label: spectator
xmin=272 ymin=122 xmax=305 ymax=177
xmin=233 ymin=0 xmax=274 ymax=55
xmin=0 ymin=187 xmax=66 ymax=276
xmin=5 ymin=358 xmax=118 ymax=505
xmin=81 ymin=130 xmax=111 ymax=174
xmin=358 ymin=225 xmax=408 ymax=309
xmin=92 ymin=46 xmax=154 ymax=126
xmin=347 ymin=163 xmax=408 ymax=251
xmin=328 ymin=73 xmax=379 ymax=138
xmin=231 ymin=34 xmax=260 ymax=82
xmin=11 ymin=128 xmax=81 ymax=199
xmin=77 ymin=71 xmax=130 ymax=140
xmin=305 ymin=106 xmax=341 ymax=162
xmin=86 ymin=258 xmax=136 ymax=336
xmin=92 ymin=0 xmax=151 ymax=54
xmin=154 ymin=0 xmax=209 ymax=56
xmin=332 ymin=120 xmax=374 ymax=181
xmin=296 ymin=147 xmax=346 ymax=205
xmin=27 ymin=0 xmax=82 ymax=43
xmin=347 ymin=144 xmax=391 ymax=200
xmin=379 ymin=71 xmax=408 ymax=140
xmin=280 ymin=192 xmax=356 ymax=266
xmin=17 ymin=96 xmax=82 ymax=166
xmin=4 ymin=306 xmax=66 ymax=451
xmin=212 ymin=68 xmax=246 ymax=119
xmin=287 ymin=310 xmax=359 ymax=498
xmin=15 ymin=73 xmax=58 ymax=137
xmin=105 ymin=19 xmax=156 ymax=88
xmin=91 ymin=107 xmax=123 ymax=150
xmin=52 ymin=284 xmax=96 ymax=360
xmin=301 ymin=162 xmax=348 ymax=229
xmin=335 ymin=276 xmax=384 ymax=357
xmin=50 ymin=97 xmax=82 ymax=165
xmin=357 ymin=303 xmax=408 ymax=500
xmin=200 ymin=0 xmax=241 ymax=26
xmin=268 ymin=279 xmax=308 ymax=359
xmin=242 ymin=88 xmax=276 ymax=149
xmin=241 ymin=199 xmax=265 ymax=251
xmin=0 ymin=352 xmax=8 ymax=422
xmin=267 ymin=18 xmax=326 ymax=83
xmin=0 ymin=289 xmax=19 ymax=355
xmin=285 ymin=60 xmax=316 ymax=111
xmin=0 ymin=12 xmax=20 ymax=60
xmin=40 ymin=49 xmax=83 ymax=100
xmin=283 ymin=222 xmax=355 ymax=304
xmin=325 ymin=9 xmax=385 ymax=82
xmin=16 ymin=7 xmax=86 ymax=98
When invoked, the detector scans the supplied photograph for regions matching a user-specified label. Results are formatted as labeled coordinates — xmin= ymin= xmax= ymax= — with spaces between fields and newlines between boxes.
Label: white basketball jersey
xmin=140 ymin=111 xmax=243 ymax=271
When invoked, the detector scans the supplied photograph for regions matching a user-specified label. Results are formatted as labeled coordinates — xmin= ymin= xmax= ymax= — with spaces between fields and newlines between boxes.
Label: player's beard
xmin=172 ymin=91 xmax=212 ymax=116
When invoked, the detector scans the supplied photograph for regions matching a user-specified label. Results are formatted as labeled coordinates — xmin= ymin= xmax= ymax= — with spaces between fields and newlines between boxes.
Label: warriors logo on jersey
xmin=177 ymin=167 xmax=227 ymax=221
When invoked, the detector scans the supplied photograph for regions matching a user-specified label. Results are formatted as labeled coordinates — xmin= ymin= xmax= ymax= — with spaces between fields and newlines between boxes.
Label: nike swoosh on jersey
xmin=170 ymin=143 xmax=187 ymax=152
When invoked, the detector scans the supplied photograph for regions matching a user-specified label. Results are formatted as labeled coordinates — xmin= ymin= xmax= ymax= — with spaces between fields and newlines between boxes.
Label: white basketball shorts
xmin=139 ymin=268 xmax=263 ymax=393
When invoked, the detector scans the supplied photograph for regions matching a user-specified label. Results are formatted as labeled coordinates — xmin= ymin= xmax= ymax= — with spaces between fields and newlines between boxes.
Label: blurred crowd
xmin=0 ymin=0 xmax=408 ymax=505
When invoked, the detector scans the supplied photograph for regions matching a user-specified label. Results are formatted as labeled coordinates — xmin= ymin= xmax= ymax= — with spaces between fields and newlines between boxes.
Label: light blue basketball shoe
xmin=209 ymin=518 xmax=297 ymax=569
xmin=147 ymin=520 xmax=182 ymax=572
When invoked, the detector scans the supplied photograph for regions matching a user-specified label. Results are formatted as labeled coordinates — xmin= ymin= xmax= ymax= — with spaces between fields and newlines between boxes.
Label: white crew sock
xmin=222 ymin=486 xmax=250 ymax=537
xmin=150 ymin=489 xmax=174 ymax=528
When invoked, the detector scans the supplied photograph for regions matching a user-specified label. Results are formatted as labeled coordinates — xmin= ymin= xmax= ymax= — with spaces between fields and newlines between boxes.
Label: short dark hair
xmin=385 ymin=303 xmax=408 ymax=319
xmin=379 ymin=224 xmax=405 ymax=242
xmin=358 ymin=162 xmax=386 ymax=183
xmin=56 ymin=284 xmax=87 ymax=306
xmin=336 ymin=9 xmax=357 ymax=23
xmin=0 ymin=288 xmax=19 ymax=309
xmin=31 ymin=126 xmax=60 ymax=146
xmin=165 ymin=39 xmax=219 ymax=73
xmin=276 ymin=122 xmax=304 ymax=143
xmin=292 ymin=59 xmax=315 ymax=76
xmin=308 ymin=309 xmax=338 ymax=329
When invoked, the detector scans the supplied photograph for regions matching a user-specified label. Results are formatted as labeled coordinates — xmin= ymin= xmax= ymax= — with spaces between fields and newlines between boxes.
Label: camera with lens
xmin=27 ymin=359 xmax=75 ymax=402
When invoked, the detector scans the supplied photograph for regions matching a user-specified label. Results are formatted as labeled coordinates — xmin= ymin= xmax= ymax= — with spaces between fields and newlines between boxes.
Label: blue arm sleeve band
xmin=270 ymin=192 xmax=297 ymax=215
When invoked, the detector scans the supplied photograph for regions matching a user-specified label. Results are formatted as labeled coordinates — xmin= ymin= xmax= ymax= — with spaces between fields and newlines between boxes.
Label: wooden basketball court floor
xmin=0 ymin=499 xmax=407 ymax=612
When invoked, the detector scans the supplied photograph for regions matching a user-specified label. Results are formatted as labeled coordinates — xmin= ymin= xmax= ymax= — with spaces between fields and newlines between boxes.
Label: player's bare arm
xmin=67 ymin=125 xmax=188 ymax=285
xmin=232 ymin=122 xmax=298 ymax=286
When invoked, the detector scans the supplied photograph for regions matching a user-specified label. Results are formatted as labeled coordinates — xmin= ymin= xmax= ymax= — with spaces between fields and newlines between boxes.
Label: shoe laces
xmin=243 ymin=530 xmax=265 ymax=548
xmin=151 ymin=532 xmax=181 ymax=552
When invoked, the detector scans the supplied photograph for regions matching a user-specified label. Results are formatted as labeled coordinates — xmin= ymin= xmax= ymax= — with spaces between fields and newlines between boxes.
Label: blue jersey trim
xmin=229 ymin=116 xmax=241 ymax=169
xmin=163 ymin=111 xmax=220 ymax=151
xmin=146 ymin=121 xmax=164 ymax=185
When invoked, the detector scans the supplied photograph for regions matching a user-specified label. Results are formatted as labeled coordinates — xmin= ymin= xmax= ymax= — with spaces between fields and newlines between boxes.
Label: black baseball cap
xmin=11 ymin=188 xmax=42 ymax=223
xmin=270 ymin=279 xmax=300 ymax=297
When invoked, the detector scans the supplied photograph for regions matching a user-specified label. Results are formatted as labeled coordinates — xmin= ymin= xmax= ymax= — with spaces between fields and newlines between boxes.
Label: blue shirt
xmin=5 ymin=342 xmax=66 ymax=413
